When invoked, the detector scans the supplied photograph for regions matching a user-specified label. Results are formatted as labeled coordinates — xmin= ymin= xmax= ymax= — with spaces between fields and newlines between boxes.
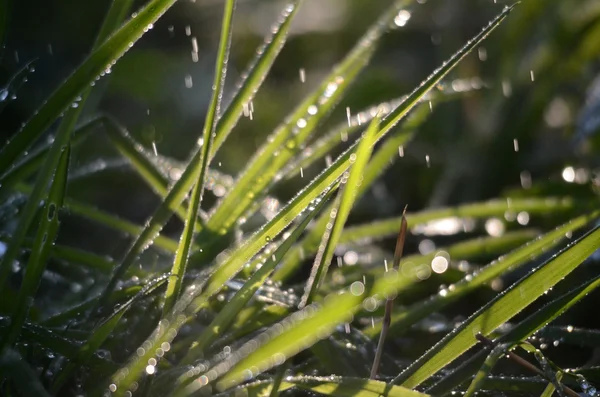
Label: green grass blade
xmin=50 ymin=275 xmax=168 ymax=393
xmin=212 ymin=0 xmax=303 ymax=154
xmin=301 ymin=116 xmax=379 ymax=307
xmin=162 ymin=0 xmax=236 ymax=315
xmin=0 ymin=349 xmax=51 ymax=397
xmin=363 ymin=211 xmax=599 ymax=338
xmin=427 ymin=273 xmax=600 ymax=395
xmin=205 ymin=0 xmax=414 ymax=235
xmin=393 ymin=223 xmax=600 ymax=389
xmin=463 ymin=345 xmax=505 ymax=397
xmin=180 ymin=186 xmax=334 ymax=365
xmin=0 ymin=0 xmax=175 ymax=176
xmin=0 ymin=144 xmax=70 ymax=352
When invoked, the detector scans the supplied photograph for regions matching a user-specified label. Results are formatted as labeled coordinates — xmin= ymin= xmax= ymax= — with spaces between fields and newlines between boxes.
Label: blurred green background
xmin=1 ymin=0 xmax=600 ymax=372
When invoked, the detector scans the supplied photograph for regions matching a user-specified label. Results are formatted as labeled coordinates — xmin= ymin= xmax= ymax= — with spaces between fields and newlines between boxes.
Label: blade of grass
xmin=364 ymin=210 xmax=599 ymax=338
xmin=393 ymin=222 xmax=600 ymax=389
xmin=300 ymin=116 xmax=379 ymax=307
xmin=0 ymin=0 xmax=175 ymax=176
xmin=0 ymin=144 xmax=70 ymax=352
xmin=427 ymin=272 xmax=600 ymax=395
xmin=463 ymin=343 xmax=505 ymax=397
xmin=162 ymin=0 xmax=236 ymax=315
xmin=205 ymin=0 xmax=414 ymax=236
xmin=211 ymin=0 xmax=303 ymax=154
xmin=180 ymin=185 xmax=335 ymax=365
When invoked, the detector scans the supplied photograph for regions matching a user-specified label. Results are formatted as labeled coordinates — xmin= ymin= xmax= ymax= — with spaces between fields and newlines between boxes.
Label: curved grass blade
xmin=301 ymin=116 xmax=379 ymax=307
xmin=162 ymin=0 xmax=236 ymax=315
xmin=427 ymin=272 xmax=600 ymax=395
xmin=0 ymin=144 xmax=70 ymax=352
xmin=0 ymin=349 xmax=51 ymax=397
xmin=212 ymin=0 xmax=303 ymax=155
xmin=364 ymin=210 xmax=600 ymax=338
xmin=205 ymin=0 xmax=415 ymax=235
xmin=50 ymin=274 xmax=168 ymax=393
xmin=180 ymin=185 xmax=334 ymax=365
xmin=0 ymin=0 xmax=138 ymax=293
xmin=0 ymin=0 xmax=176 ymax=176
xmin=393 ymin=223 xmax=600 ymax=389
xmin=463 ymin=344 xmax=505 ymax=397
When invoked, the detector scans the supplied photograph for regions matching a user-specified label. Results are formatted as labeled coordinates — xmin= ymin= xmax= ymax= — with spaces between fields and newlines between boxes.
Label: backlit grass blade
xmin=212 ymin=376 xmax=429 ymax=397
xmin=50 ymin=274 xmax=168 ymax=393
xmin=0 ymin=145 xmax=69 ymax=352
xmin=0 ymin=349 xmax=51 ymax=397
xmin=300 ymin=116 xmax=379 ymax=307
xmin=364 ymin=210 xmax=599 ymax=338
xmin=212 ymin=0 xmax=303 ymax=155
xmin=393 ymin=223 xmax=600 ymax=389
xmin=427 ymin=273 xmax=600 ymax=395
xmin=0 ymin=0 xmax=176 ymax=176
xmin=463 ymin=344 xmax=505 ymax=397
xmin=180 ymin=186 xmax=334 ymax=365
xmin=0 ymin=0 xmax=136 ymax=293
xmin=162 ymin=0 xmax=236 ymax=315
xmin=205 ymin=0 xmax=415 ymax=236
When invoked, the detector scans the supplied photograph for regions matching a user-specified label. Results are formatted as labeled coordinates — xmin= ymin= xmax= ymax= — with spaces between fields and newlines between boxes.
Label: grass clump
xmin=1 ymin=1 xmax=600 ymax=396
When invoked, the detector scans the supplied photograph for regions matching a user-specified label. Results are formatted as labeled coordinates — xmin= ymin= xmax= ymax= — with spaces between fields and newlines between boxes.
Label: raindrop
xmin=299 ymin=68 xmax=306 ymax=83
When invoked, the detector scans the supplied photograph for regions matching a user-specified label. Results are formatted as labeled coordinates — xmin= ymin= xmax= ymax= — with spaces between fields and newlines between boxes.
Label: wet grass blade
xmin=393 ymin=223 xmax=600 ymax=389
xmin=363 ymin=210 xmax=599 ymax=338
xmin=0 ymin=144 xmax=70 ymax=352
xmin=180 ymin=186 xmax=334 ymax=365
xmin=300 ymin=117 xmax=379 ymax=307
xmin=463 ymin=344 xmax=505 ymax=397
xmin=50 ymin=275 xmax=168 ymax=393
xmin=212 ymin=0 xmax=303 ymax=155
xmin=205 ymin=0 xmax=414 ymax=236
xmin=0 ymin=349 xmax=51 ymax=397
xmin=0 ymin=0 xmax=176 ymax=176
xmin=162 ymin=0 xmax=236 ymax=315
xmin=427 ymin=273 xmax=600 ymax=395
